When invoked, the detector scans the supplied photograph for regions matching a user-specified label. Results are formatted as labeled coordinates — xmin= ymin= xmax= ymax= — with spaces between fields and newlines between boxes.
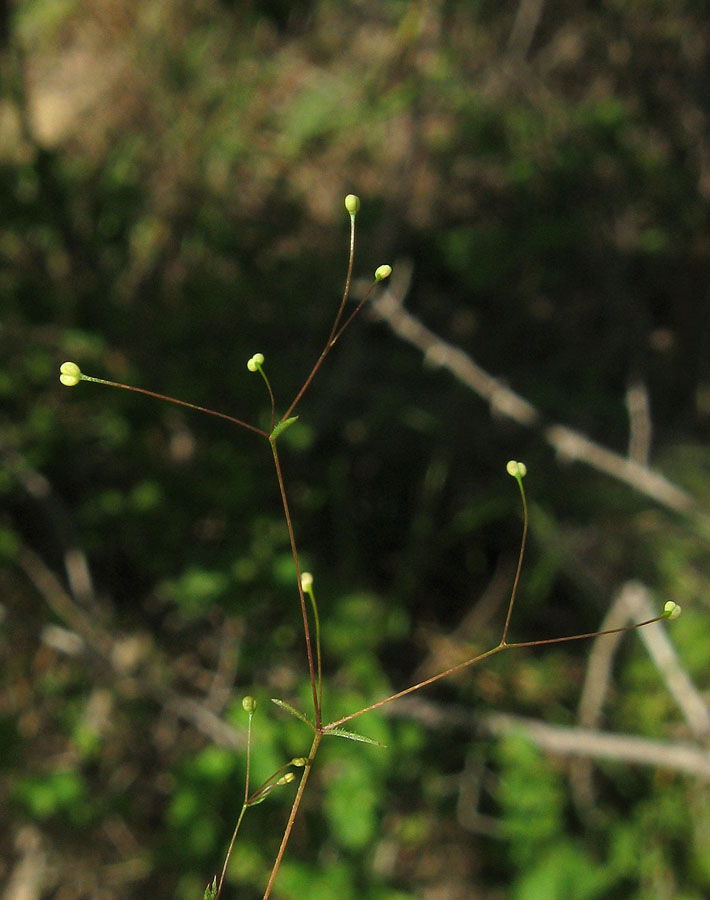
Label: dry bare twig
xmin=385 ymin=695 xmax=710 ymax=779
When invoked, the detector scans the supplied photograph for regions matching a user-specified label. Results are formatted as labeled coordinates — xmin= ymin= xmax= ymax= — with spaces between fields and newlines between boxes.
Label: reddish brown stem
xmin=280 ymin=279 xmax=381 ymax=423
xmin=323 ymin=614 xmax=667 ymax=731
xmin=261 ymin=732 xmax=322 ymax=900
xmin=270 ymin=440 xmax=321 ymax=728
xmin=80 ymin=375 xmax=268 ymax=438
xmin=326 ymin=211 xmax=357 ymax=345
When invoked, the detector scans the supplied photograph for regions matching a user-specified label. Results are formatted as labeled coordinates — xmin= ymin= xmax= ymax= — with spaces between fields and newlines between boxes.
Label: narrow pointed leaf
xmin=270 ymin=416 xmax=299 ymax=442
xmin=325 ymin=727 xmax=386 ymax=748
xmin=271 ymin=698 xmax=316 ymax=730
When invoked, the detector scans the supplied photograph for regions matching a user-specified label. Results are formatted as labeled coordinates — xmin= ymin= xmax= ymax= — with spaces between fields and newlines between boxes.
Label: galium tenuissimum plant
xmin=59 ymin=195 xmax=681 ymax=900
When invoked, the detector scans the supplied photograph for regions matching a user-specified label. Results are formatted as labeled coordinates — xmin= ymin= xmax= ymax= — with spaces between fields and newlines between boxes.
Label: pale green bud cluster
xmin=247 ymin=353 xmax=265 ymax=372
xmin=506 ymin=460 xmax=527 ymax=479
xmin=374 ymin=264 xmax=392 ymax=282
xmin=242 ymin=695 xmax=257 ymax=713
xmin=59 ymin=361 xmax=82 ymax=387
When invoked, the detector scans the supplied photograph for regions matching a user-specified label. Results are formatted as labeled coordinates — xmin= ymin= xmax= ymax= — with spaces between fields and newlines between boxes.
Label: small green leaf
xmin=325 ymin=727 xmax=386 ymax=748
xmin=270 ymin=416 xmax=299 ymax=443
xmin=204 ymin=876 xmax=217 ymax=900
xmin=271 ymin=698 xmax=316 ymax=730
xmin=246 ymin=790 xmax=271 ymax=807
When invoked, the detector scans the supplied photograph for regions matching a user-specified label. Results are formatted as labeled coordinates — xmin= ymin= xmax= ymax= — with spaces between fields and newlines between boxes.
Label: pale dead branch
xmin=385 ymin=695 xmax=710 ymax=779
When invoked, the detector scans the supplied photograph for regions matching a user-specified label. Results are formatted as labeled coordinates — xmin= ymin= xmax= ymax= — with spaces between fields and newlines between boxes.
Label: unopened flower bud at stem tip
xmin=506 ymin=460 xmax=527 ymax=479
xmin=663 ymin=600 xmax=681 ymax=620
xmin=374 ymin=264 xmax=392 ymax=281
xmin=300 ymin=572 xmax=313 ymax=590
xmin=344 ymin=194 xmax=360 ymax=215
xmin=247 ymin=353 xmax=265 ymax=372
xmin=242 ymin=695 xmax=257 ymax=713
xmin=59 ymin=361 xmax=82 ymax=387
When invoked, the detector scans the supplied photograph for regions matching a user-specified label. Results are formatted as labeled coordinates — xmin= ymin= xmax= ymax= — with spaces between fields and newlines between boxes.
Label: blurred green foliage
xmin=2 ymin=0 xmax=710 ymax=897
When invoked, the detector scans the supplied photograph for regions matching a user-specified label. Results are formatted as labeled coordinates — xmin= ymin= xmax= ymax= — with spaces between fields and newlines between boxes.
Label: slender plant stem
xmin=280 ymin=214 xmax=386 ymax=424
xmin=216 ymin=805 xmax=248 ymax=899
xmin=261 ymin=732 xmax=322 ymax=900
xmin=323 ymin=645 xmax=506 ymax=730
xmin=270 ymin=440 xmax=321 ymax=727
xmin=79 ymin=375 xmax=268 ymax=438
xmin=505 ymin=615 xmax=666 ymax=649
xmin=326 ymin=211 xmax=357 ymax=346
xmin=256 ymin=366 xmax=276 ymax=431
xmin=311 ymin=592 xmax=323 ymax=715
xmin=215 ymin=707 xmax=255 ymax=899
xmin=244 ymin=709 xmax=254 ymax=805
xmin=323 ymin=614 xmax=667 ymax=731
xmin=280 ymin=277 xmax=382 ymax=423
xmin=328 ymin=280 xmax=380 ymax=347
xmin=501 ymin=473 xmax=527 ymax=645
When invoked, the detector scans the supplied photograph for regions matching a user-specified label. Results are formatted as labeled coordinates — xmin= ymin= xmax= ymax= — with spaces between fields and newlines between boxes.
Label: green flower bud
xmin=344 ymin=194 xmax=360 ymax=215
xmin=242 ymin=695 xmax=257 ymax=713
xmin=291 ymin=757 xmax=308 ymax=767
xmin=506 ymin=460 xmax=527 ymax=479
xmin=374 ymin=264 xmax=392 ymax=282
xmin=59 ymin=361 xmax=82 ymax=387
xmin=300 ymin=571 xmax=313 ymax=590
xmin=247 ymin=353 xmax=265 ymax=372
xmin=276 ymin=772 xmax=296 ymax=785
xmin=663 ymin=600 xmax=681 ymax=620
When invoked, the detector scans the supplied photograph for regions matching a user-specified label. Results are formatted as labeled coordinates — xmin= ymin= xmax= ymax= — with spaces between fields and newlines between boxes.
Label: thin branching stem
xmin=280 ymin=277 xmax=381 ymax=423
xmin=215 ymin=707 xmax=255 ymax=899
xmin=61 ymin=203 xmax=682 ymax=900
xmin=280 ymin=215 xmax=365 ymax=423
xmin=256 ymin=366 xmax=276 ymax=431
xmin=261 ymin=732 xmax=322 ymax=900
xmin=304 ymin=584 xmax=323 ymax=714
xmin=323 ymin=614 xmax=668 ymax=731
xmin=329 ymin=280 xmax=381 ymax=347
xmin=216 ymin=806 xmax=248 ymax=899
xmin=247 ymin=763 xmax=296 ymax=805
xmin=313 ymin=597 xmax=323 ymax=715
xmin=505 ymin=615 xmax=666 ymax=649
xmin=323 ymin=645 xmax=506 ymax=730
xmin=270 ymin=440 xmax=321 ymax=727
xmin=79 ymin=375 xmax=268 ymax=438
xmin=244 ymin=709 xmax=254 ymax=805
xmin=501 ymin=472 xmax=527 ymax=645
xmin=326 ymin=210 xmax=357 ymax=346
